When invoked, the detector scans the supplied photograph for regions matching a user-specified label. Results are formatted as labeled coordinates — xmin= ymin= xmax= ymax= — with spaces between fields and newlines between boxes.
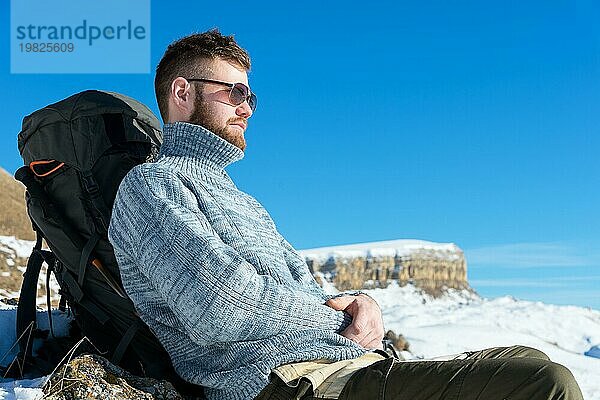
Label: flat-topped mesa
xmin=299 ymin=239 xmax=470 ymax=297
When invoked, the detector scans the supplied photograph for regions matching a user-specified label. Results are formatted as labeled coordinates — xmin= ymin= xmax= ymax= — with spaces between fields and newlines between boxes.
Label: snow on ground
xmin=0 ymin=377 xmax=45 ymax=400
xmin=0 ymin=302 xmax=71 ymax=400
xmin=0 ymin=284 xmax=598 ymax=399
xmin=364 ymin=282 xmax=600 ymax=400
xmin=0 ymin=236 xmax=60 ymax=306
xmin=1 ymin=235 xmax=598 ymax=398
xmin=0 ymin=236 xmax=36 ymax=260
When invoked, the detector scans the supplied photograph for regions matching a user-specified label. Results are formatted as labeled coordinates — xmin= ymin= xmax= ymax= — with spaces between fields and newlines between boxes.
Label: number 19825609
xmin=19 ymin=43 xmax=74 ymax=52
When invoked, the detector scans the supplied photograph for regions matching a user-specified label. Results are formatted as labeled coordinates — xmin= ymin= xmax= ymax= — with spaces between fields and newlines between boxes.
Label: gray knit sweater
xmin=108 ymin=122 xmax=365 ymax=400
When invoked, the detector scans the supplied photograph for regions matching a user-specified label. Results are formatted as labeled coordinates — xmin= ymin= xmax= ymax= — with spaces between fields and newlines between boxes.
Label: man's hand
xmin=326 ymin=294 xmax=384 ymax=350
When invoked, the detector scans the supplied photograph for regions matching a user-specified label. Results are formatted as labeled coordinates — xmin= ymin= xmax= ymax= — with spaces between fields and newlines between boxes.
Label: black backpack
xmin=9 ymin=90 xmax=202 ymax=397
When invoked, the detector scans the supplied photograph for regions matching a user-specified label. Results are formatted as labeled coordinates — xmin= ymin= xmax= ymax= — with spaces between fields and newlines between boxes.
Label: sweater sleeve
xmin=278 ymin=235 xmax=333 ymax=302
xmin=108 ymin=167 xmax=351 ymax=346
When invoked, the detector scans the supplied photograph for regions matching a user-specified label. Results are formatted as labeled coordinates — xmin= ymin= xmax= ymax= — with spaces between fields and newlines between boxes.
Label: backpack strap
xmin=111 ymin=319 xmax=141 ymax=364
xmin=80 ymin=171 xmax=111 ymax=234
xmin=58 ymin=294 xmax=67 ymax=312
xmin=8 ymin=229 xmax=59 ymax=378
xmin=15 ymin=231 xmax=45 ymax=365
xmin=46 ymin=259 xmax=56 ymax=337
xmin=58 ymin=270 xmax=110 ymax=324
xmin=78 ymin=232 xmax=100 ymax=287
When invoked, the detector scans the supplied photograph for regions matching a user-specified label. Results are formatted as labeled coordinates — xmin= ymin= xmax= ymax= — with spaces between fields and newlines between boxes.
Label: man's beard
xmin=189 ymin=92 xmax=247 ymax=152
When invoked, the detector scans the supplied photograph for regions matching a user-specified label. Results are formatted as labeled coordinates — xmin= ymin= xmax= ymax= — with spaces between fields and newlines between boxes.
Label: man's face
xmin=188 ymin=59 xmax=253 ymax=152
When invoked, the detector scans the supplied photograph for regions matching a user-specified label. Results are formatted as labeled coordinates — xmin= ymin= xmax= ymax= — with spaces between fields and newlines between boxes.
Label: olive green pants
xmin=256 ymin=346 xmax=584 ymax=400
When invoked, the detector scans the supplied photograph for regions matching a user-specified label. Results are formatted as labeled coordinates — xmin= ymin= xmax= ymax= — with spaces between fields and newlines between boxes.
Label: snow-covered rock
xmin=300 ymin=239 xmax=469 ymax=294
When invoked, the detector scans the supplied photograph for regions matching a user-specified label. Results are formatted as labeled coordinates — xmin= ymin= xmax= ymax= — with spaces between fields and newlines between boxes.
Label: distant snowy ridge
xmin=300 ymin=239 xmax=468 ymax=294
xmin=299 ymin=238 xmax=462 ymax=264
xmin=2 ymin=236 xmax=462 ymax=264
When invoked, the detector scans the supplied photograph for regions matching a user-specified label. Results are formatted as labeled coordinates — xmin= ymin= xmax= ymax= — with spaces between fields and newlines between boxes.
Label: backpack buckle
xmin=81 ymin=172 xmax=100 ymax=195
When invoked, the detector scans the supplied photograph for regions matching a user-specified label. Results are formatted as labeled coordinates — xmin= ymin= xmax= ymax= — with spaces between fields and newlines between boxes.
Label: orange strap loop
xmin=29 ymin=160 xmax=65 ymax=177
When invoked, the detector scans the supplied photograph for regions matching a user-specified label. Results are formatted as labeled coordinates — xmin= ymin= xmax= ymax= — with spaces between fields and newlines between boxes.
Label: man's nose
xmin=236 ymin=100 xmax=253 ymax=118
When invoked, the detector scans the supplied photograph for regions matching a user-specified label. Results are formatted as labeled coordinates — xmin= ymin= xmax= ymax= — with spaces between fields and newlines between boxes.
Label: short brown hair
xmin=154 ymin=28 xmax=251 ymax=122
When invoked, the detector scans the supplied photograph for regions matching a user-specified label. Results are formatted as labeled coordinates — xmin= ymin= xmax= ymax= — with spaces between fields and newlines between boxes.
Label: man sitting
xmin=108 ymin=29 xmax=583 ymax=400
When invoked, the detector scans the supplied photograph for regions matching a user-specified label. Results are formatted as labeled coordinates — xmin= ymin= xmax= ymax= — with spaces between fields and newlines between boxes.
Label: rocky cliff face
xmin=300 ymin=239 xmax=470 ymax=296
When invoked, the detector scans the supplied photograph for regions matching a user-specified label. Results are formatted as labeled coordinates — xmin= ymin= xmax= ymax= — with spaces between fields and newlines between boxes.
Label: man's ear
xmin=168 ymin=77 xmax=194 ymax=121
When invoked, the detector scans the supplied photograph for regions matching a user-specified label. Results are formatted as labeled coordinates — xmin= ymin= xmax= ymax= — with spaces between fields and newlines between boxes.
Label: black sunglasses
xmin=186 ymin=78 xmax=257 ymax=112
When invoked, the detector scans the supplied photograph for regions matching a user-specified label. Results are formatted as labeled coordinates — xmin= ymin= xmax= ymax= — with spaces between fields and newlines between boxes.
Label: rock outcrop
xmin=42 ymin=354 xmax=183 ymax=400
xmin=301 ymin=239 xmax=470 ymax=296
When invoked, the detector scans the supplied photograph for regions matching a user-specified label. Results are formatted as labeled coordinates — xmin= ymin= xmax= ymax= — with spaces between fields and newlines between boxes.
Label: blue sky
xmin=1 ymin=1 xmax=599 ymax=309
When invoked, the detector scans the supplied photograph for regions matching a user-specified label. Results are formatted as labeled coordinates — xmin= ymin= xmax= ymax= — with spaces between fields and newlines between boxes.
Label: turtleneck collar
xmin=158 ymin=122 xmax=244 ymax=170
